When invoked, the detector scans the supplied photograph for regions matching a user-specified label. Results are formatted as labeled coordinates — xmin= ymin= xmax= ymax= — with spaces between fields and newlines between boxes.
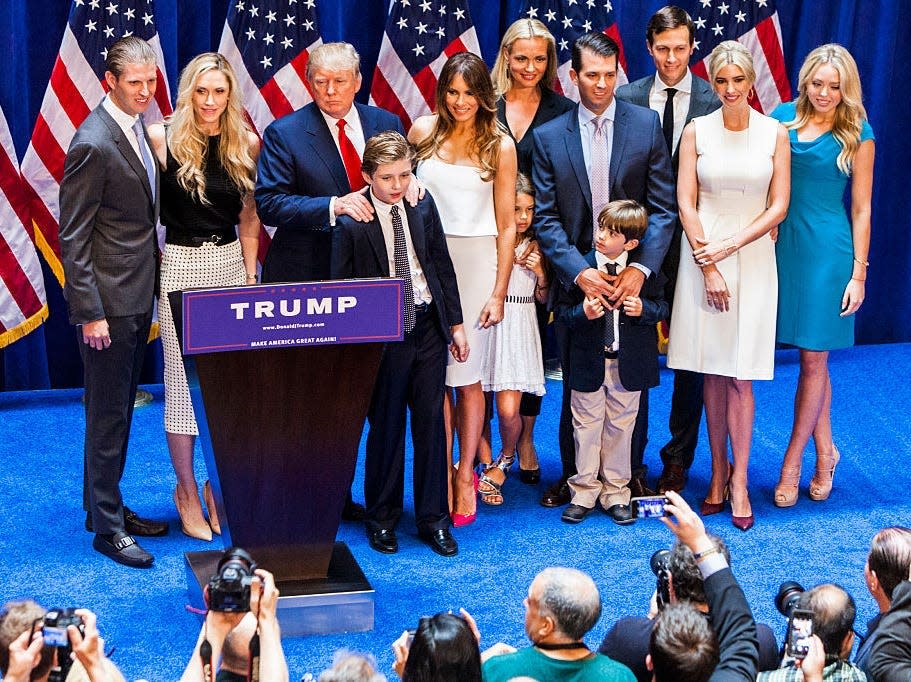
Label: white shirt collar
xmin=578 ymin=98 xmax=617 ymax=127
xmin=655 ymin=69 xmax=693 ymax=95
xmin=370 ymin=189 xmax=404 ymax=216
xmin=319 ymin=104 xmax=361 ymax=131
xmin=102 ymin=94 xmax=139 ymax=132
xmin=595 ymin=249 xmax=629 ymax=270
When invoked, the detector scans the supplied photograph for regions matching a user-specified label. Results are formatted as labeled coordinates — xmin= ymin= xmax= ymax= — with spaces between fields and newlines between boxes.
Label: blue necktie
xmin=131 ymin=117 xmax=156 ymax=195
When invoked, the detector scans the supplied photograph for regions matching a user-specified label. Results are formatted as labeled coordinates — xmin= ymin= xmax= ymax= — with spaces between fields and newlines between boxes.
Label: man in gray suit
xmin=615 ymin=6 xmax=721 ymax=496
xmin=59 ymin=36 xmax=168 ymax=568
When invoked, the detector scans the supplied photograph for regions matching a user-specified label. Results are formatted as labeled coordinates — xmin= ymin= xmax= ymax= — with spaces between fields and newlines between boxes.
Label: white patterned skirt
xmin=159 ymin=240 xmax=245 ymax=435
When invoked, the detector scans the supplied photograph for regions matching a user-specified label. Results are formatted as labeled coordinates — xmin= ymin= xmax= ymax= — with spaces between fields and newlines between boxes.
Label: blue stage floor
xmin=1 ymin=344 xmax=910 ymax=680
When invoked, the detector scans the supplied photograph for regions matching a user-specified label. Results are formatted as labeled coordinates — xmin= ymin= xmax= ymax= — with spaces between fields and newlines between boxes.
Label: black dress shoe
xmin=605 ymin=504 xmax=636 ymax=525
xmin=367 ymin=528 xmax=398 ymax=554
xmin=92 ymin=532 xmax=154 ymax=568
xmin=561 ymin=504 xmax=594 ymax=524
xmin=419 ymin=528 xmax=458 ymax=557
xmin=541 ymin=478 xmax=571 ymax=507
xmin=341 ymin=500 xmax=367 ymax=522
xmin=85 ymin=507 xmax=168 ymax=537
xmin=629 ymin=476 xmax=656 ymax=499
xmin=519 ymin=467 xmax=541 ymax=485
xmin=657 ymin=464 xmax=688 ymax=493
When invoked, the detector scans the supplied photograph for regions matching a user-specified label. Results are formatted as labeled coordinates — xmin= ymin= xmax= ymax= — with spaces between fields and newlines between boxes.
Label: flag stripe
xmin=50 ymin=61 xmax=93 ymax=129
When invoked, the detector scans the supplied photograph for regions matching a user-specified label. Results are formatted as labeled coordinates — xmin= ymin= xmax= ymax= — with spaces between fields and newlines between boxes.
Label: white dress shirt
xmin=323 ymin=106 xmax=366 ymax=225
xmin=595 ymin=249 xmax=628 ymax=351
xmin=648 ymin=69 xmax=693 ymax=155
xmin=372 ymin=191 xmax=432 ymax=305
xmin=102 ymin=95 xmax=146 ymax=166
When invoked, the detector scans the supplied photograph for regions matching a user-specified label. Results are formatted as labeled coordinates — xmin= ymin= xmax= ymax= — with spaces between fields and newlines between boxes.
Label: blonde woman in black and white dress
xmin=148 ymin=53 xmax=260 ymax=540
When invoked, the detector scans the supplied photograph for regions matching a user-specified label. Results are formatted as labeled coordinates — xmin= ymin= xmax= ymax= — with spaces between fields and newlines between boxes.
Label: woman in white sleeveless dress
xmin=409 ymin=52 xmax=517 ymax=526
xmin=667 ymin=41 xmax=790 ymax=531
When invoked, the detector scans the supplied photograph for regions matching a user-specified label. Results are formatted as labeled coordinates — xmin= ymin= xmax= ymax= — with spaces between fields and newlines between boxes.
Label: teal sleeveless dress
xmin=771 ymin=101 xmax=874 ymax=350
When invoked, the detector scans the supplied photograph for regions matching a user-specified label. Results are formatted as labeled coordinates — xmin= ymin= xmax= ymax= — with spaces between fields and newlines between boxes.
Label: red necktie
xmin=336 ymin=119 xmax=365 ymax=191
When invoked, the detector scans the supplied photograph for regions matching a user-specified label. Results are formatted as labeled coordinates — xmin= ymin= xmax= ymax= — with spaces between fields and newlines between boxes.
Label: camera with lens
xmin=40 ymin=608 xmax=84 ymax=682
xmin=775 ymin=580 xmax=806 ymax=617
xmin=650 ymin=549 xmax=672 ymax=610
xmin=207 ymin=547 xmax=257 ymax=612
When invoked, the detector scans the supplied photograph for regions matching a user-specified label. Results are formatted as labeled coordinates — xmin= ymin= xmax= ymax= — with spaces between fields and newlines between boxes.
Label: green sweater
xmin=482 ymin=647 xmax=636 ymax=682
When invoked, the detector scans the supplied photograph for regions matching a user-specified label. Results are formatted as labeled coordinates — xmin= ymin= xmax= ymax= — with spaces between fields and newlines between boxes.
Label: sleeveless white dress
xmin=416 ymin=157 xmax=497 ymax=387
xmin=667 ymin=108 xmax=779 ymax=380
xmin=482 ymin=238 xmax=545 ymax=395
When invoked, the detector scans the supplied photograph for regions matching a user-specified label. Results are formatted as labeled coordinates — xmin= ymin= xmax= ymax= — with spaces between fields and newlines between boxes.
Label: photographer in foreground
xmin=647 ymin=491 xmax=759 ymax=682
xmin=180 ymin=562 xmax=288 ymax=682
xmin=868 ymin=563 xmax=911 ymax=681
xmin=757 ymin=584 xmax=864 ymax=682
xmin=600 ymin=533 xmax=778 ymax=680
xmin=0 ymin=602 xmax=123 ymax=682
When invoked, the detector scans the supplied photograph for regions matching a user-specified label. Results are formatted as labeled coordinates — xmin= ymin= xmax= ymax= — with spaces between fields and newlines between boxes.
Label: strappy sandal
xmin=774 ymin=465 xmax=801 ymax=508
xmin=477 ymin=452 xmax=515 ymax=506
xmin=809 ymin=445 xmax=841 ymax=501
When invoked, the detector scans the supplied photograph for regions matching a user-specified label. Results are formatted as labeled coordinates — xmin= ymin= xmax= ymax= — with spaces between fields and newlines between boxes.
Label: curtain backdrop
xmin=1 ymin=0 xmax=908 ymax=390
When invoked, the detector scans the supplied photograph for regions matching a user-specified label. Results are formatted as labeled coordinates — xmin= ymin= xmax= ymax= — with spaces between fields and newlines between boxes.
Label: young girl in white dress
xmin=478 ymin=174 xmax=548 ymax=505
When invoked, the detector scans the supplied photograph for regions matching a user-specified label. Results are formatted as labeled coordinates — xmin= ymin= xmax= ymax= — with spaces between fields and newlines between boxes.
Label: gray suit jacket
xmin=615 ymin=72 xmax=721 ymax=171
xmin=59 ymin=104 xmax=159 ymax=324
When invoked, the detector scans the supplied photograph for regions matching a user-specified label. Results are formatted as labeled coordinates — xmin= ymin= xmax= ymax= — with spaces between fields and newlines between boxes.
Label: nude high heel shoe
xmin=174 ymin=485 xmax=212 ymax=541
xmin=203 ymin=480 xmax=222 ymax=535
xmin=774 ymin=465 xmax=801 ymax=508
xmin=809 ymin=445 xmax=841 ymax=501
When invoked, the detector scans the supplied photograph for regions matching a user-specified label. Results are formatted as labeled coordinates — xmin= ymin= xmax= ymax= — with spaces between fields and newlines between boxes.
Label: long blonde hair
xmin=167 ymin=52 xmax=255 ymax=204
xmin=415 ymin=52 xmax=506 ymax=181
xmin=490 ymin=19 xmax=559 ymax=97
xmin=788 ymin=44 xmax=867 ymax=175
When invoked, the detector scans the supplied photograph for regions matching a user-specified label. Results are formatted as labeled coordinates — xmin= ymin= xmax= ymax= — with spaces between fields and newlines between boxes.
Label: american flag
xmin=217 ymin=0 xmax=322 ymax=138
xmin=369 ymin=0 xmax=482 ymax=130
xmin=0 ymin=106 xmax=48 ymax=348
xmin=217 ymin=0 xmax=322 ymax=254
xmin=19 ymin=0 xmax=171 ymax=285
xmin=690 ymin=0 xmax=791 ymax=114
xmin=520 ymin=0 xmax=628 ymax=102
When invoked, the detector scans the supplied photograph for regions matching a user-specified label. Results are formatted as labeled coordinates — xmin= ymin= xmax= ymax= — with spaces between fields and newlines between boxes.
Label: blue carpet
xmin=1 ymin=344 xmax=910 ymax=680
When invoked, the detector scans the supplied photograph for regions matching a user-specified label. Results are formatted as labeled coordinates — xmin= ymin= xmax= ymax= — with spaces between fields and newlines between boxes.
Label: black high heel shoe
xmin=519 ymin=467 xmax=541 ymax=485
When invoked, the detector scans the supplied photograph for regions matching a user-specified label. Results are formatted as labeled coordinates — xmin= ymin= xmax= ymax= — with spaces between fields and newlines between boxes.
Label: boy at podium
xmin=332 ymin=132 xmax=468 ymax=557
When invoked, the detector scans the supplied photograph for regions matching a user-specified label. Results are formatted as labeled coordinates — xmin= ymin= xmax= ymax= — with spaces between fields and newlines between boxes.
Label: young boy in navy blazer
xmin=331 ymin=131 xmax=468 ymax=557
xmin=555 ymin=200 xmax=669 ymax=526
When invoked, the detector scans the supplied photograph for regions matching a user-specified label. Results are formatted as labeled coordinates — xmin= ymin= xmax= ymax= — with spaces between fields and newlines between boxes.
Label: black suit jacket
xmin=615 ymin=72 xmax=721 ymax=172
xmin=256 ymin=102 xmax=405 ymax=282
xmin=330 ymin=192 xmax=462 ymax=341
xmin=868 ymin=580 xmax=911 ymax=681
xmin=705 ymin=567 xmax=759 ymax=682
xmin=59 ymin=104 xmax=159 ymax=323
xmin=555 ymin=250 xmax=667 ymax=393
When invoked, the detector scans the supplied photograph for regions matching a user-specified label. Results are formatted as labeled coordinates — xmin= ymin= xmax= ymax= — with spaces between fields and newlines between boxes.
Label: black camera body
xmin=207 ymin=547 xmax=257 ymax=612
xmin=650 ymin=549 xmax=672 ymax=610
xmin=775 ymin=580 xmax=806 ymax=617
xmin=40 ymin=608 xmax=84 ymax=682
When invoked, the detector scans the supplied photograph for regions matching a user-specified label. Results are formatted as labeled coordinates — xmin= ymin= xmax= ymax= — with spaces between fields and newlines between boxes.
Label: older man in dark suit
xmin=59 ymin=36 xmax=168 ymax=568
xmin=532 ymin=32 xmax=676 ymax=509
xmin=256 ymin=42 xmax=408 ymax=520
xmin=615 ymin=6 xmax=722 ymax=496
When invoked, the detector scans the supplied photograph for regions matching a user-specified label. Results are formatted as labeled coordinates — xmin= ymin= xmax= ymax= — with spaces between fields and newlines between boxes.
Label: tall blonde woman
xmin=770 ymin=45 xmax=874 ymax=507
xmin=666 ymin=41 xmax=790 ymax=531
xmin=148 ymin=53 xmax=260 ymax=540
xmin=491 ymin=19 xmax=572 ymax=483
xmin=408 ymin=52 xmax=517 ymax=526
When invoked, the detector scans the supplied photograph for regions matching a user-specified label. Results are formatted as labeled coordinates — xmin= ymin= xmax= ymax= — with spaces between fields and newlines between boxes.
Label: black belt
xmin=604 ymin=349 xmax=619 ymax=359
xmin=414 ymin=301 xmax=432 ymax=315
xmin=166 ymin=233 xmax=237 ymax=247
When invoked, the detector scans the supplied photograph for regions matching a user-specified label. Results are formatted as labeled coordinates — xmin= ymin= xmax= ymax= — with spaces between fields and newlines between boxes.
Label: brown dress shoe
xmin=657 ymin=464 xmax=688 ymax=493
xmin=540 ymin=477 xmax=571 ymax=507
xmin=629 ymin=476 xmax=656 ymax=499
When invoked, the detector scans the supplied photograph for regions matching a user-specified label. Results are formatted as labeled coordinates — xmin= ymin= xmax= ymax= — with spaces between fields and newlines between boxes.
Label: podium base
xmin=184 ymin=542 xmax=374 ymax=636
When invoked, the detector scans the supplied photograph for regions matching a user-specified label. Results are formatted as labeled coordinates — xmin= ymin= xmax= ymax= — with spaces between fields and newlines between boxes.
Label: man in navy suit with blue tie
xmin=532 ymin=32 xmax=676 ymax=510
xmin=255 ymin=42 xmax=406 ymax=520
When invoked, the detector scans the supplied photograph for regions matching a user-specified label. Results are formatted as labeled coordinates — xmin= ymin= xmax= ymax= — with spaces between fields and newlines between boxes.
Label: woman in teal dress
xmin=771 ymin=44 xmax=875 ymax=508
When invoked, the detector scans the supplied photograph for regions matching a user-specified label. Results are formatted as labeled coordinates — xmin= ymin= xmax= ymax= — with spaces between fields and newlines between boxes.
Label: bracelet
xmin=851 ymin=276 xmax=866 ymax=282
xmin=246 ymin=273 xmax=257 ymax=281
xmin=853 ymin=257 xmax=869 ymax=267
xmin=693 ymin=546 xmax=720 ymax=562
xmin=723 ymin=237 xmax=739 ymax=258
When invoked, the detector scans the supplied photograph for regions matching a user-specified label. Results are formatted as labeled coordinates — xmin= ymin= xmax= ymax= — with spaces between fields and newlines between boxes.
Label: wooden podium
xmin=175 ymin=278 xmax=403 ymax=635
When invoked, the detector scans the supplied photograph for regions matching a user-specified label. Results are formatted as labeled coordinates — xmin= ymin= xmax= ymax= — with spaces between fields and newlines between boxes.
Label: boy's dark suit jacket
xmin=556 ymin=250 xmax=668 ymax=394
xmin=330 ymin=192 xmax=462 ymax=336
